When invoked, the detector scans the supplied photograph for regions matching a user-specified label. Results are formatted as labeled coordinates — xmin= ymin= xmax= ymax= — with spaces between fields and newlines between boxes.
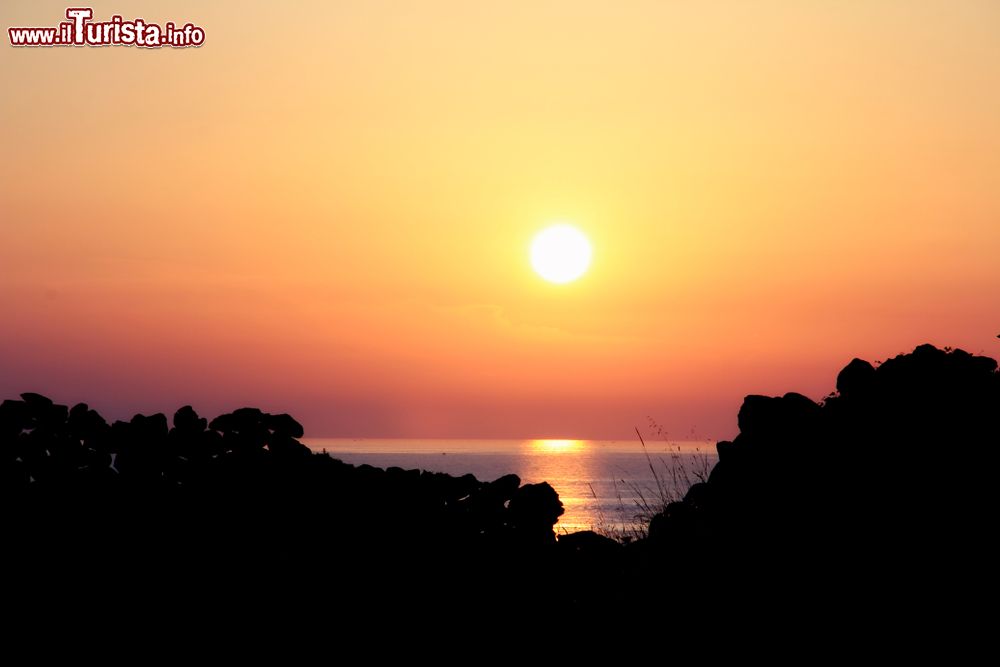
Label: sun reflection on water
xmin=529 ymin=439 xmax=588 ymax=453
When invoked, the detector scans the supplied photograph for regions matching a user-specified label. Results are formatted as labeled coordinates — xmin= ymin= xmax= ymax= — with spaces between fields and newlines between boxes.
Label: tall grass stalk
xmin=589 ymin=420 xmax=712 ymax=543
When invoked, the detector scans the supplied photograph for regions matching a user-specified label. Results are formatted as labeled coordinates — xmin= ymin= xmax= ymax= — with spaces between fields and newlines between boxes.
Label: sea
xmin=303 ymin=438 xmax=719 ymax=536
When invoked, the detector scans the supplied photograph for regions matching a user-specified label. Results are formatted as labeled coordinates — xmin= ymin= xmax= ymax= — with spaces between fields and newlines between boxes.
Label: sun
xmin=530 ymin=224 xmax=592 ymax=284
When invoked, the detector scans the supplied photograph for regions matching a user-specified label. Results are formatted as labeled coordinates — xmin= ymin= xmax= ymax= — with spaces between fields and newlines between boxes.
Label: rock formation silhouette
xmin=1 ymin=395 xmax=566 ymax=626
xmin=644 ymin=344 xmax=999 ymax=614
xmin=3 ymin=343 xmax=997 ymax=627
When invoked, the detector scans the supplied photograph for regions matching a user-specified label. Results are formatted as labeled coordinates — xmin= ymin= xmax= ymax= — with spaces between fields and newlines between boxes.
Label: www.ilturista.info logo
xmin=8 ymin=7 xmax=205 ymax=48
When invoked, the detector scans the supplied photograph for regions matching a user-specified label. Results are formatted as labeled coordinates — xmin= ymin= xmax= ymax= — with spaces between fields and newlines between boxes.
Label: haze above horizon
xmin=2 ymin=1 xmax=999 ymax=439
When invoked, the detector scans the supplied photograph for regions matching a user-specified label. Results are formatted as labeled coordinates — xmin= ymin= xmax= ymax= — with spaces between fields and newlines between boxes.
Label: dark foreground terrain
xmin=2 ymin=344 xmax=998 ymax=631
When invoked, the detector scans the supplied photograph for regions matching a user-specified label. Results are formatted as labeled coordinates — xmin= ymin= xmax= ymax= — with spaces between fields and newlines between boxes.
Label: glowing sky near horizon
xmin=2 ymin=1 xmax=999 ymax=438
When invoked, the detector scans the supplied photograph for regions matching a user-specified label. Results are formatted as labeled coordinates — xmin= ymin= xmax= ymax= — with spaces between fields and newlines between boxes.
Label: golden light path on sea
xmin=530 ymin=439 xmax=587 ymax=454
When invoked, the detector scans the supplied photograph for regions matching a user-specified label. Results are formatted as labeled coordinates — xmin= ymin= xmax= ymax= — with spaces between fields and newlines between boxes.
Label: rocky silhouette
xmin=3 ymin=343 xmax=997 ymax=624
xmin=642 ymin=343 xmax=999 ymax=613
xmin=1 ymin=395 xmax=567 ymax=626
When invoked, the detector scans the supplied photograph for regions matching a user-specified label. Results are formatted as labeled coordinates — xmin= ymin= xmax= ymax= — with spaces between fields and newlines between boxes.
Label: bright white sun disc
xmin=530 ymin=225 xmax=592 ymax=284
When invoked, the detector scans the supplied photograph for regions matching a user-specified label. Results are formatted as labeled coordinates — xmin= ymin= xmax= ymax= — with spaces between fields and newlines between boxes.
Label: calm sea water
xmin=303 ymin=438 xmax=718 ymax=535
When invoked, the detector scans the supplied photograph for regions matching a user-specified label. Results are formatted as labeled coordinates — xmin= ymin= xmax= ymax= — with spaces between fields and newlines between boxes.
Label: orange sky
xmin=2 ymin=1 xmax=999 ymax=438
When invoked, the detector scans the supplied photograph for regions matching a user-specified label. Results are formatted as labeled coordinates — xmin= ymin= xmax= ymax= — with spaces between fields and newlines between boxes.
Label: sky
xmin=2 ymin=1 xmax=999 ymax=439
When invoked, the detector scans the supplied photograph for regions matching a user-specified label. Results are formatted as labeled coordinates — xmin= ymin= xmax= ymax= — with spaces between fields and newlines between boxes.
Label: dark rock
xmin=716 ymin=439 xmax=735 ymax=460
xmin=20 ymin=392 xmax=54 ymax=409
xmin=836 ymin=358 xmax=876 ymax=398
xmin=651 ymin=343 xmax=1000 ymax=589
xmin=130 ymin=412 xmax=168 ymax=439
xmin=209 ymin=408 xmax=265 ymax=433
xmin=558 ymin=530 xmax=620 ymax=555
xmin=508 ymin=481 xmax=564 ymax=544
xmin=173 ymin=406 xmax=207 ymax=433
xmin=683 ymin=481 xmax=714 ymax=511
xmin=487 ymin=473 xmax=521 ymax=501
xmin=648 ymin=501 xmax=700 ymax=545
xmin=267 ymin=413 xmax=304 ymax=438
